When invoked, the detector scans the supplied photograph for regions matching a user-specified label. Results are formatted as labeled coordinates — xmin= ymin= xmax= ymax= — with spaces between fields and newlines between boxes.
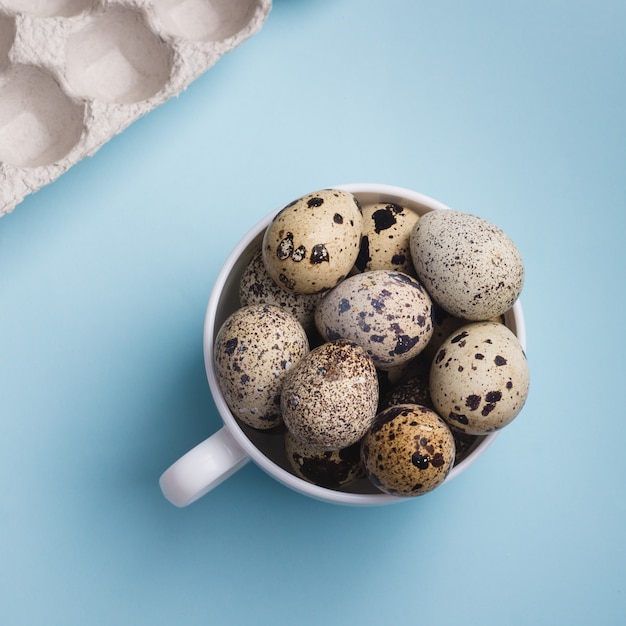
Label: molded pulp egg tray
xmin=0 ymin=0 xmax=271 ymax=216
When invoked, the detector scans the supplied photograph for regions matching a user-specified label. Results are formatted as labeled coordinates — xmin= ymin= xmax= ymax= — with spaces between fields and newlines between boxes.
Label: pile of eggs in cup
xmin=214 ymin=189 xmax=529 ymax=497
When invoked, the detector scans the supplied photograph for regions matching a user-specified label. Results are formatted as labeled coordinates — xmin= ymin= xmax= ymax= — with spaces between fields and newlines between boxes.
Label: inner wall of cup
xmin=210 ymin=189 xmax=519 ymax=496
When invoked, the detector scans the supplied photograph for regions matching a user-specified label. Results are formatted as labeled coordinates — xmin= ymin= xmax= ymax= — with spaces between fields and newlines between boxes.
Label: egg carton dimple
xmin=0 ymin=0 xmax=271 ymax=216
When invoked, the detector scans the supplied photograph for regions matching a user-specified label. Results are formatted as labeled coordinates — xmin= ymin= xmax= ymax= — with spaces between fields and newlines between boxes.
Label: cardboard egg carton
xmin=0 ymin=0 xmax=271 ymax=216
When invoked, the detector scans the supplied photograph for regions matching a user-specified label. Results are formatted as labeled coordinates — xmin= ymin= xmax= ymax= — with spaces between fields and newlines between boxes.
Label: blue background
xmin=1 ymin=1 xmax=625 ymax=624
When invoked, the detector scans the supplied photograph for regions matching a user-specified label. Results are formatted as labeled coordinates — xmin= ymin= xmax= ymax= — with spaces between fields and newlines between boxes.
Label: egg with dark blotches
xmin=361 ymin=404 xmax=456 ymax=496
xmin=284 ymin=429 xmax=364 ymax=489
xmin=410 ymin=210 xmax=524 ymax=320
xmin=262 ymin=189 xmax=363 ymax=294
xmin=378 ymin=357 xmax=433 ymax=412
xmin=239 ymin=249 xmax=326 ymax=332
xmin=452 ymin=430 xmax=484 ymax=466
xmin=314 ymin=270 xmax=433 ymax=370
xmin=214 ymin=304 xmax=309 ymax=430
xmin=281 ymin=340 xmax=379 ymax=450
xmin=430 ymin=321 xmax=530 ymax=435
xmin=354 ymin=202 xmax=419 ymax=276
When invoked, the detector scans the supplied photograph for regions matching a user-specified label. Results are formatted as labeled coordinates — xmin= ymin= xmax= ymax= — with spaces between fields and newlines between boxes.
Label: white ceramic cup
xmin=159 ymin=183 xmax=527 ymax=507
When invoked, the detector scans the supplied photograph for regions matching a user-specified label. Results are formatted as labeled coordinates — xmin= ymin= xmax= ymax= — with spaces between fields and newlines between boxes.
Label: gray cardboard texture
xmin=0 ymin=0 xmax=271 ymax=216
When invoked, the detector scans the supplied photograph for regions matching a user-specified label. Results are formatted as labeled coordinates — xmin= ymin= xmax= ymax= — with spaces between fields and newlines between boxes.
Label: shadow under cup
xmin=199 ymin=183 xmax=527 ymax=506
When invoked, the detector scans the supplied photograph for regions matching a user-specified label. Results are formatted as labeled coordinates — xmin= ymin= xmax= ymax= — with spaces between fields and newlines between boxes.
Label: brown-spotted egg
xmin=214 ymin=304 xmax=309 ymax=430
xmin=314 ymin=270 xmax=433 ymax=370
xmin=354 ymin=202 xmax=419 ymax=276
xmin=284 ymin=429 xmax=364 ymax=489
xmin=239 ymin=249 xmax=326 ymax=332
xmin=452 ymin=431 xmax=484 ymax=466
xmin=262 ymin=189 xmax=363 ymax=294
xmin=430 ymin=321 xmax=530 ymax=435
xmin=361 ymin=404 xmax=456 ymax=496
xmin=410 ymin=210 xmax=524 ymax=320
xmin=281 ymin=340 xmax=379 ymax=450
xmin=378 ymin=355 xmax=433 ymax=411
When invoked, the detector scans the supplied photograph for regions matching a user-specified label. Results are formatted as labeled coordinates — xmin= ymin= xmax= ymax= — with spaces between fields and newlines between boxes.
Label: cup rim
xmin=203 ymin=183 xmax=526 ymax=505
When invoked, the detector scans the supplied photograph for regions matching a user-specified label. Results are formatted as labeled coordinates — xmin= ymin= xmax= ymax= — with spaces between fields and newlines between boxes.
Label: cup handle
xmin=159 ymin=426 xmax=250 ymax=507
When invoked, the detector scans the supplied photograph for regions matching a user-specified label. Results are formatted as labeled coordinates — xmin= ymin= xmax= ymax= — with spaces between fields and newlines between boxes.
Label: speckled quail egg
xmin=281 ymin=339 xmax=379 ymax=450
xmin=354 ymin=202 xmax=419 ymax=275
xmin=214 ymin=304 xmax=309 ymax=430
xmin=430 ymin=321 xmax=530 ymax=435
xmin=361 ymin=404 xmax=456 ymax=496
xmin=378 ymin=356 xmax=433 ymax=411
xmin=410 ymin=210 xmax=524 ymax=320
xmin=314 ymin=270 xmax=433 ymax=370
xmin=239 ymin=249 xmax=326 ymax=332
xmin=452 ymin=431 xmax=484 ymax=466
xmin=262 ymin=189 xmax=363 ymax=294
xmin=284 ymin=429 xmax=364 ymax=489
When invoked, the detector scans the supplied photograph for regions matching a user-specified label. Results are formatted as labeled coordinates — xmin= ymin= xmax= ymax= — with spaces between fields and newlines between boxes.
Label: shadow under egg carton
xmin=0 ymin=0 xmax=271 ymax=216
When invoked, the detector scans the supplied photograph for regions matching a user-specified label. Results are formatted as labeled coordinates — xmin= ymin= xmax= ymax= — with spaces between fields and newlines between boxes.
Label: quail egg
xmin=284 ymin=429 xmax=364 ymax=489
xmin=262 ymin=189 xmax=363 ymax=294
xmin=214 ymin=304 xmax=309 ymax=430
xmin=354 ymin=202 xmax=419 ymax=275
xmin=452 ymin=431 xmax=484 ymax=466
xmin=281 ymin=339 xmax=379 ymax=450
xmin=378 ymin=355 xmax=432 ymax=411
xmin=361 ymin=404 xmax=456 ymax=496
xmin=429 ymin=321 xmax=530 ymax=435
xmin=314 ymin=269 xmax=433 ymax=370
xmin=410 ymin=210 xmax=524 ymax=320
xmin=239 ymin=249 xmax=326 ymax=332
